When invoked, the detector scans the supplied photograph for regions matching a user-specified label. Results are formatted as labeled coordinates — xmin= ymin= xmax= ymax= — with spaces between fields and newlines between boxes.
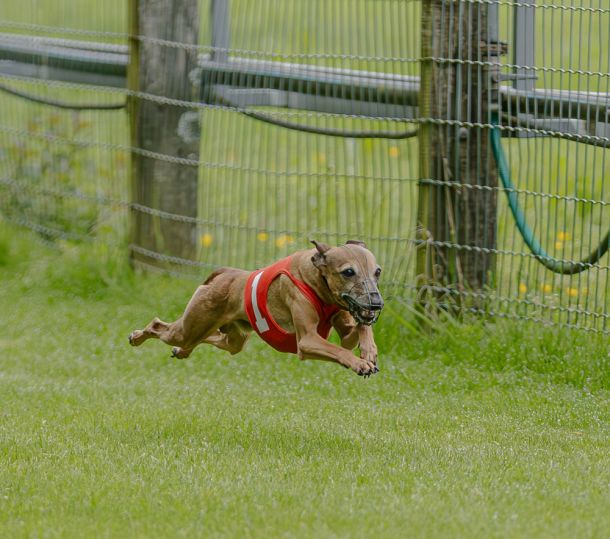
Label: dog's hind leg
xmin=129 ymin=284 xmax=231 ymax=351
xmin=128 ymin=317 xmax=171 ymax=346
xmin=171 ymin=322 xmax=250 ymax=358
xmin=131 ymin=311 xmax=219 ymax=357
xmin=129 ymin=267 xmax=249 ymax=357
xmin=206 ymin=323 xmax=250 ymax=355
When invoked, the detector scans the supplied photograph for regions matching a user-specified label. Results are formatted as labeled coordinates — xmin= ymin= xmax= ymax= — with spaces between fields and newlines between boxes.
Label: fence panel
xmin=0 ymin=0 xmax=608 ymax=333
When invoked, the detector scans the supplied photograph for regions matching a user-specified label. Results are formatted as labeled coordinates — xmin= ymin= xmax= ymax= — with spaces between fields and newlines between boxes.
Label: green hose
xmin=490 ymin=113 xmax=610 ymax=274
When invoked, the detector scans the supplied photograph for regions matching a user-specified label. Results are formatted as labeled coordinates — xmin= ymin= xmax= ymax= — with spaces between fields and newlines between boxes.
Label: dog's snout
xmin=367 ymin=291 xmax=384 ymax=310
xmin=370 ymin=299 xmax=384 ymax=311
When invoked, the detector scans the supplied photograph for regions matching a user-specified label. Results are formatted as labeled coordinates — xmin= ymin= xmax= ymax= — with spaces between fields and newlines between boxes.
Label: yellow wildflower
xmin=200 ymin=233 xmax=213 ymax=247
xmin=276 ymin=234 xmax=295 ymax=248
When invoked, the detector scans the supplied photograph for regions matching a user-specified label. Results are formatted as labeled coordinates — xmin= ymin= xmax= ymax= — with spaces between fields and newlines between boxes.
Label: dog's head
xmin=310 ymin=240 xmax=384 ymax=325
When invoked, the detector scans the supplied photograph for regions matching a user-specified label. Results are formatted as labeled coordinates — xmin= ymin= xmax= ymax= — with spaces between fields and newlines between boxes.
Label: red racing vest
xmin=244 ymin=256 xmax=340 ymax=354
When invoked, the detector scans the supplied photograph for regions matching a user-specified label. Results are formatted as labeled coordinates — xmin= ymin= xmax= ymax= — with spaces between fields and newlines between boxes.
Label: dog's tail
xmin=203 ymin=267 xmax=232 ymax=285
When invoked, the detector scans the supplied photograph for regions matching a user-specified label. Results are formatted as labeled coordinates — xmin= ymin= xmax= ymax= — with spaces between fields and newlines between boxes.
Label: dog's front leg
xmin=297 ymin=332 xmax=377 ymax=376
xmin=331 ymin=312 xmax=379 ymax=367
xmin=287 ymin=290 xmax=377 ymax=376
xmin=358 ymin=325 xmax=378 ymax=369
xmin=331 ymin=311 xmax=359 ymax=350
xmin=293 ymin=309 xmax=376 ymax=376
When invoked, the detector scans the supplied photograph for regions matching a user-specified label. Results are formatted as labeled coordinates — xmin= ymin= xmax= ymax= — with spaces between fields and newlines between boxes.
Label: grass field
xmin=2 ymin=0 xmax=610 ymax=332
xmin=1 ymin=226 xmax=609 ymax=538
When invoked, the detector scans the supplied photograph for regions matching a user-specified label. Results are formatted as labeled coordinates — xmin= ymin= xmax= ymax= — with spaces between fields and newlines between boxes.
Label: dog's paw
xmin=360 ymin=346 xmax=378 ymax=368
xmin=128 ymin=330 xmax=144 ymax=346
xmin=361 ymin=366 xmax=379 ymax=378
xmin=351 ymin=357 xmax=378 ymax=377
xmin=171 ymin=346 xmax=191 ymax=359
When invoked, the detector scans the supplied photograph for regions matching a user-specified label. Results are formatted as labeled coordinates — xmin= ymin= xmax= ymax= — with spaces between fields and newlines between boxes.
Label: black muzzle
xmin=340 ymin=293 xmax=384 ymax=325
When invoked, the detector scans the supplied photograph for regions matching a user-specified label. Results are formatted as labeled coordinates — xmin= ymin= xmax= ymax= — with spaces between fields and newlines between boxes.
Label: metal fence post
xmin=127 ymin=0 xmax=201 ymax=269
xmin=211 ymin=0 xmax=230 ymax=63
xmin=513 ymin=0 xmax=536 ymax=93
xmin=416 ymin=0 xmax=499 ymax=313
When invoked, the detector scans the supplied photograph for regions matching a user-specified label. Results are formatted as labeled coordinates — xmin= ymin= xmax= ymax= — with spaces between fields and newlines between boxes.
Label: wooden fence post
xmin=128 ymin=0 xmax=200 ymax=269
xmin=416 ymin=0 xmax=498 ymax=311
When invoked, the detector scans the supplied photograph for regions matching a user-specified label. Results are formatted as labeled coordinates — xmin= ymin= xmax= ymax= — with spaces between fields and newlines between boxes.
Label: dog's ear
xmin=311 ymin=239 xmax=331 ymax=268
xmin=346 ymin=239 xmax=367 ymax=249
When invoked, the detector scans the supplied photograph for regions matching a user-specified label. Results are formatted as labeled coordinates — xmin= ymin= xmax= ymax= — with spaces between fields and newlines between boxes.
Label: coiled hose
xmin=490 ymin=113 xmax=610 ymax=274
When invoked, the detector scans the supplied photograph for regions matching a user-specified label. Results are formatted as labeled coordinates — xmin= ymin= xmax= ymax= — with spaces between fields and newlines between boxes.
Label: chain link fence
xmin=0 ymin=0 xmax=608 ymax=333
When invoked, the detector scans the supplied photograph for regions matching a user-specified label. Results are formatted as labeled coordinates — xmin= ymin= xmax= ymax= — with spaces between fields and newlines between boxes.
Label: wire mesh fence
xmin=0 ymin=0 xmax=609 ymax=333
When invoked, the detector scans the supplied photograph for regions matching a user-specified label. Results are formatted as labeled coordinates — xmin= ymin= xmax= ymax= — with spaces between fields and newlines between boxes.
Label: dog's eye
xmin=375 ymin=268 xmax=382 ymax=278
xmin=341 ymin=268 xmax=356 ymax=278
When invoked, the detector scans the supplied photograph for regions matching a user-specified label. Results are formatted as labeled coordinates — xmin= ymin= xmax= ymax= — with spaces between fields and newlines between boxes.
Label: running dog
xmin=128 ymin=240 xmax=384 ymax=376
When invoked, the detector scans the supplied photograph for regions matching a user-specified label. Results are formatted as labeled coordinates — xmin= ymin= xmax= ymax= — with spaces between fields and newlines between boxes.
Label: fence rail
xmin=2 ymin=32 xmax=608 ymax=142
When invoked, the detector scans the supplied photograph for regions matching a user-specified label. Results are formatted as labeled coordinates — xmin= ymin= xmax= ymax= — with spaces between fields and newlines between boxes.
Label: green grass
xmin=2 ymin=0 xmax=610 ymax=331
xmin=1 ymin=227 xmax=608 ymax=538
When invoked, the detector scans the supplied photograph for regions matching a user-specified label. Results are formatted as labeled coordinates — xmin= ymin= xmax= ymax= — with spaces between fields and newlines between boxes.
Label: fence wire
xmin=0 ymin=0 xmax=609 ymax=334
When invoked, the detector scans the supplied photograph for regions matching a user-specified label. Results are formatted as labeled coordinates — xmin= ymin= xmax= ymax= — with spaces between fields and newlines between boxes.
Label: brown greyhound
xmin=128 ymin=240 xmax=384 ymax=376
